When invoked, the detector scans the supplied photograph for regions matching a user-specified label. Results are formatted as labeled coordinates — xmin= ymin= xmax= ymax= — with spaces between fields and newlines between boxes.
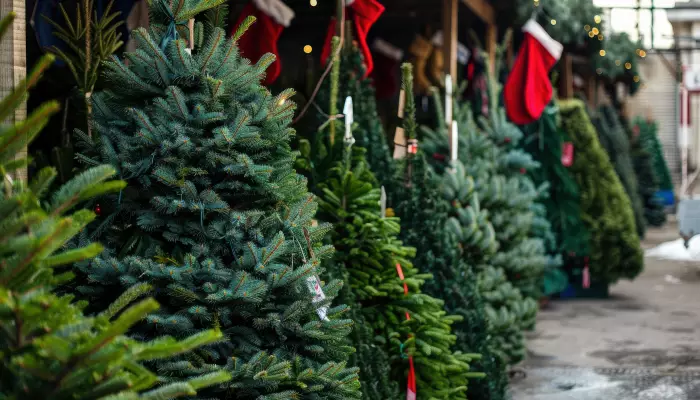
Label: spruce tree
xmin=391 ymin=65 xmax=504 ymax=400
xmin=297 ymin=42 xmax=480 ymax=399
xmin=0 ymin=14 xmax=227 ymax=396
xmin=634 ymin=117 xmax=673 ymax=192
xmin=73 ymin=2 xmax=360 ymax=398
xmin=628 ymin=118 xmax=666 ymax=226
xmin=593 ymin=105 xmax=645 ymax=238
xmin=520 ymin=105 xmax=588 ymax=296
xmin=559 ymin=99 xmax=643 ymax=283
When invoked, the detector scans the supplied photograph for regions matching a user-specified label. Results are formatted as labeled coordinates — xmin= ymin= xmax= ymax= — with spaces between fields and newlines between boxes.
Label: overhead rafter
xmin=461 ymin=0 xmax=494 ymax=24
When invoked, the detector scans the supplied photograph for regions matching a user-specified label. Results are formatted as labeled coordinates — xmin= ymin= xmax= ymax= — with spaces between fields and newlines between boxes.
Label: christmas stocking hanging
xmin=371 ymin=38 xmax=403 ymax=99
xmin=233 ymin=0 xmax=295 ymax=86
xmin=321 ymin=0 xmax=385 ymax=76
xmin=504 ymin=19 xmax=563 ymax=125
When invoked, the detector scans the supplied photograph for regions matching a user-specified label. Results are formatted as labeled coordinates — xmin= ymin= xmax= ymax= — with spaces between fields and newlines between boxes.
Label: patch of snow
xmin=645 ymin=237 xmax=700 ymax=261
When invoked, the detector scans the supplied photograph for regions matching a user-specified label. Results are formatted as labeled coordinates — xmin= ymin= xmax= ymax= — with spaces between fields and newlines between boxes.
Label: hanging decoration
xmin=372 ymin=38 xmax=404 ymax=99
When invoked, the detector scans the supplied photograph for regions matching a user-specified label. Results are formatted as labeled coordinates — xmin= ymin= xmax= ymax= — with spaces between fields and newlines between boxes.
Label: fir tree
xmin=559 ymin=99 xmax=643 ymax=283
xmin=628 ymin=118 xmax=666 ymax=226
xmin=634 ymin=117 xmax=673 ymax=192
xmin=0 ymin=14 xmax=228 ymax=396
xmin=73 ymin=2 xmax=360 ymax=398
xmin=391 ymin=65 xmax=503 ymax=400
xmin=520 ymin=105 xmax=588 ymax=296
xmin=298 ymin=42 xmax=480 ymax=399
xmin=593 ymin=105 xmax=645 ymax=238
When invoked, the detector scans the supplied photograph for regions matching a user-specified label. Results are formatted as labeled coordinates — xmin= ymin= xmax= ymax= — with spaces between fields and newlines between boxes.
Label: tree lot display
xmin=297 ymin=43 xmax=482 ymax=400
xmin=72 ymin=1 xmax=360 ymax=398
xmin=558 ymin=99 xmax=643 ymax=283
xmin=0 ymin=13 xmax=227 ymax=396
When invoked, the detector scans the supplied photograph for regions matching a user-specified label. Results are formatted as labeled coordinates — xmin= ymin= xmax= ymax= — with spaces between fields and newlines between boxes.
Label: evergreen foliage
xmin=297 ymin=46 xmax=481 ymax=399
xmin=73 ymin=2 xmax=360 ymax=398
xmin=559 ymin=99 xmax=643 ymax=283
xmin=391 ymin=65 xmax=505 ymax=400
xmin=520 ymin=105 xmax=588 ymax=296
xmin=634 ymin=117 xmax=673 ymax=191
xmin=0 ymin=16 xmax=228 ymax=396
xmin=593 ymin=105 xmax=645 ymax=238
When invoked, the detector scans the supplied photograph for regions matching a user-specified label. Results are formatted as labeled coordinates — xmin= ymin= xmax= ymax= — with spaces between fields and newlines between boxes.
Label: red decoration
xmin=582 ymin=257 xmax=591 ymax=289
xmin=504 ymin=19 xmax=563 ymax=125
xmin=396 ymin=262 xmax=417 ymax=398
xmin=561 ymin=142 xmax=574 ymax=167
xmin=519 ymin=168 xmax=526 ymax=174
xmin=95 ymin=204 xmax=102 ymax=216
xmin=407 ymin=139 xmax=418 ymax=154
xmin=504 ymin=137 xmax=511 ymax=144
xmin=321 ymin=0 xmax=385 ymax=77
xmin=232 ymin=0 xmax=295 ymax=86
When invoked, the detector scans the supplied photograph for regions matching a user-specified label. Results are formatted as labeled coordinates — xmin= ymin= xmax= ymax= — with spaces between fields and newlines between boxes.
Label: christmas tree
xmin=520 ymin=105 xmax=588 ymax=296
xmin=73 ymin=2 xmax=360 ymax=398
xmin=0 ymin=14 xmax=227 ymax=396
xmin=298 ymin=41 xmax=482 ymax=399
xmin=391 ymin=65 xmax=505 ymax=400
xmin=594 ymin=105 xmax=645 ymax=238
xmin=634 ymin=117 xmax=673 ymax=192
xmin=559 ymin=99 xmax=643 ymax=283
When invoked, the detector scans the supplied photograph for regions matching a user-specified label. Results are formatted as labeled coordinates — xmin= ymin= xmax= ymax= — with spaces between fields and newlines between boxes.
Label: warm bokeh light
xmin=625 ymin=62 xmax=632 ymax=70
xmin=594 ymin=15 xmax=602 ymax=23
xmin=599 ymin=50 xmax=606 ymax=56
xmin=304 ymin=45 xmax=313 ymax=54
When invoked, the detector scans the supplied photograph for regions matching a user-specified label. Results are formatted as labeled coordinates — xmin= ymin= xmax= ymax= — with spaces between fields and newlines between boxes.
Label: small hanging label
xmin=306 ymin=276 xmax=329 ymax=321
xmin=393 ymin=127 xmax=407 ymax=159
xmin=407 ymin=139 xmax=418 ymax=154
xmin=582 ymin=257 xmax=590 ymax=289
xmin=380 ymin=186 xmax=387 ymax=218
xmin=561 ymin=142 xmax=574 ymax=167
xmin=344 ymin=96 xmax=355 ymax=145
xmin=450 ymin=121 xmax=459 ymax=162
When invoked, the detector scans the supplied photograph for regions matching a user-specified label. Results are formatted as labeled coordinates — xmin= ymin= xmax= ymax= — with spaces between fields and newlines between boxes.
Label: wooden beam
xmin=461 ymin=0 xmax=494 ymax=24
xmin=559 ymin=53 xmax=574 ymax=99
xmin=586 ymin=76 xmax=596 ymax=108
xmin=486 ymin=24 xmax=497 ymax=73
xmin=442 ymin=0 xmax=458 ymax=79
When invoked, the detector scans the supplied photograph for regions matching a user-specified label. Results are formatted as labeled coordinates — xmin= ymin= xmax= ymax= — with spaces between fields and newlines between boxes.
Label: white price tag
xmin=306 ymin=276 xmax=329 ymax=321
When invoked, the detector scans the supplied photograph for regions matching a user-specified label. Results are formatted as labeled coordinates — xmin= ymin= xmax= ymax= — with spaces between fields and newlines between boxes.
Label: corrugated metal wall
xmin=626 ymin=53 xmax=681 ymax=188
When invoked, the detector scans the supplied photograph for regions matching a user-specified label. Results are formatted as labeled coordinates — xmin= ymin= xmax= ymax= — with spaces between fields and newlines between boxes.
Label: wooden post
xmin=442 ymin=0 xmax=458 ymax=79
xmin=486 ymin=24 xmax=497 ymax=73
xmin=586 ymin=76 xmax=596 ymax=108
xmin=1 ymin=0 xmax=26 ymax=180
xmin=559 ymin=53 xmax=573 ymax=99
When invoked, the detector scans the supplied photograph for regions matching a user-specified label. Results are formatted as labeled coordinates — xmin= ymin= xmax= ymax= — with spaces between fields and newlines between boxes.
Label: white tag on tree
xmin=380 ymin=186 xmax=387 ymax=218
xmin=306 ymin=276 xmax=329 ymax=321
xmin=398 ymin=89 xmax=406 ymax=118
xmin=393 ymin=127 xmax=407 ymax=159
xmin=445 ymin=74 xmax=453 ymax=125
xmin=343 ymin=96 xmax=355 ymax=144
xmin=450 ymin=121 xmax=459 ymax=161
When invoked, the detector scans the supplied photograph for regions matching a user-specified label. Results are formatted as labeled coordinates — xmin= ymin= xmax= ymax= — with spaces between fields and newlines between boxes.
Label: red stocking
xmin=321 ymin=0 xmax=385 ymax=77
xmin=233 ymin=0 xmax=295 ymax=86
xmin=504 ymin=19 xmax=563 ymax=125
xmin=371 ymin=38 xmax=403 ymax=99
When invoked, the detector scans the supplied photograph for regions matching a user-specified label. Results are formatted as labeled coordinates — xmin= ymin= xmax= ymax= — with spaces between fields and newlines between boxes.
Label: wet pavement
xmin=510 ymin=217 xmax=700 ymax=399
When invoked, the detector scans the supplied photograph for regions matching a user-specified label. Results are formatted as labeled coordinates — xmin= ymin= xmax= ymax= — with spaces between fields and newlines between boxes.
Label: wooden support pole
xmin=587 ymin=76 xmax=596 ymax=108
xmin=559 ymin=53 xmax=573 ymax=99
xmin=486 ymin=23 xmax=497 ymax=73
xmin=442 ymin=0 xmax=458 ymax=80
xmin=1 ymin=0 xmax=26 ymax=180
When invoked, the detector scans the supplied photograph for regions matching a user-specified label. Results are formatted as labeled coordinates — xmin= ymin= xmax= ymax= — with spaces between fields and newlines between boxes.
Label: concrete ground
xmin=510 ymin=217 xmax=700 ymax=400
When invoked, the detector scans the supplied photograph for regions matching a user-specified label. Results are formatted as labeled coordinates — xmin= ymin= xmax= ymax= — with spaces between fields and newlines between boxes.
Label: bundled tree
xmin=520 ymin=105 xmax=589 ymax=297
xmin=72 ymin=2 xmax=360 ymax=398
xmin=297 ymin=41 xmax=481 ymax=399
xmin=559 ymin=99 xmax=643 ymax=283
xmin=593 ymin=105 xmax=645 ymax=237
xmin=391 ymin=65 xmax=504 ymax=400
xmin=634 ymin=117 xmax=673 ymax=192
xmin=0 ymin=15 xmax=227 ymax=396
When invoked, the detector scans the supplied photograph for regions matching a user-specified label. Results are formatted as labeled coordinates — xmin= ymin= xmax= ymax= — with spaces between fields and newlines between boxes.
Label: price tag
xmin=306 ymin=276 xmax=329 ymax=321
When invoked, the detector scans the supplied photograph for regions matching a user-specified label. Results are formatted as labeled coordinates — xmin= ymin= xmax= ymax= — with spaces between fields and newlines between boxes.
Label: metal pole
xmin=651 ymin=0 xmax=655 ymax=49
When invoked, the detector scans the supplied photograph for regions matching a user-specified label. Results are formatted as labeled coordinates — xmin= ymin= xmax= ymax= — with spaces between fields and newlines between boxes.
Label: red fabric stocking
xmin=371 ymin=38 xmax=402 ymax=99
xmin=233 ymin=0 xmax=295 ymax=86
xmin=504 ymin=19 xmax=563 ymax=125
xmin=321 ymin=0 xmax=385 ymax=77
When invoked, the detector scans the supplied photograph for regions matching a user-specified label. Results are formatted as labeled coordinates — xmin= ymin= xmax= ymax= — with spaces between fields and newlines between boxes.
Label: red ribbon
xmin=396 ymin=263 xmax=416 ymax=398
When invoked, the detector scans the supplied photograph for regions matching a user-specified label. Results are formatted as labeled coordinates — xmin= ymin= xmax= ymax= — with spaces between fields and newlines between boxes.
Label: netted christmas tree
xmin=0 ymin=17 xmax=228 ymax=396
xmin=559 ymin=99 xmax=643 ymax=283
xmin=634 ymin=117 xmax=673 ymax=192
xmin=297 ymin=40 xmax=481 ymax=399
xmin=593 ymin=105 xmax=645 ymax=238
xmin=72 ymin=2 xmax=360 ymax=398
xmin=520 ymin=105 xmax=589 ymax=296
xmin=390 ymin=65 xmax=505 ymax=400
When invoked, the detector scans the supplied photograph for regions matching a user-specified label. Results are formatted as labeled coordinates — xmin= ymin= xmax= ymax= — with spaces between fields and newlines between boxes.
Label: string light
xmin=598 ymin=34 xmax=604 ymax=41
xmin=310 ymin=0 xmax=318 ymax=5
xmin=303 ymin=45 xmax=313 ymax=54
xmin=534 ymin=0 xmax=540 ymax=6
xmin=625 ymin=62 xmax=632 ymax=70
xmin=589 ymin=31 xmax=595 ymax=38
xmin=584 ymin=25 xmax=591 ymax=31
xmin=599 ymin=50 xmax=606 ymax=56
xmin=594 ymin=15 xmax=602 ymax=23
xmin=633 ymin=76 xmax=640 ymax=82
xmin=592 ymin=27 xmax=599 ymax=35
xmin=615 ymin=60 xmax=621 ymax=66
xmin=639 ymin=49 xmax=647 ymax=57
xmin=596 ymin=68 xmax=603 ymax=75
xmin=551 ymin=19 xmax=557 ymax=25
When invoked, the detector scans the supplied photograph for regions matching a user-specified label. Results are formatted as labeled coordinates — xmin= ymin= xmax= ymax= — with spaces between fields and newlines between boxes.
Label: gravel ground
xmin=510 ymin=217 xmax=700 ymax=400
